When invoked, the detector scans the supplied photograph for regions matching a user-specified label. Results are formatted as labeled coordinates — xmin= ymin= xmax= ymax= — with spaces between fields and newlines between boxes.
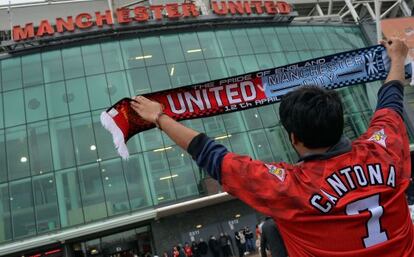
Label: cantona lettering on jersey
xmin=310 ymin=164 xmax=396 ymax=213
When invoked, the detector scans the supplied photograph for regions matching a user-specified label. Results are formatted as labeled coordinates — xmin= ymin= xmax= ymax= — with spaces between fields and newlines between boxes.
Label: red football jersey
xmin=221 ymin=108 xmax=413 ymax=256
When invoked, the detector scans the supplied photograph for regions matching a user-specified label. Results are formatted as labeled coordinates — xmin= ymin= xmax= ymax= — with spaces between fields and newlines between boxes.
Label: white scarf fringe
xmin=100 ymin=111 xmax=130 ymax=159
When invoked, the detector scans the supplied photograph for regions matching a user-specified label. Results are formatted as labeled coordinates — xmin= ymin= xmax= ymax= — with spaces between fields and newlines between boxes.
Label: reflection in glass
xmin=33 ymin=174 xmax=60 ymax=233
xmin=28 ymin=121 xmax=53 ymax=175
xmin=71 ymin=113 xmax=98 ymax=165
xmin=141 ymin=37 xmax=166 ymax=66
xmin=0 ymin=130 xmax=6 ymax=182
xmin=106 ymin=71 xmax=131 ymax=104
xmin=4 ymin=89 xmax=25 ymax=127
xmin=0 ymin=183 xmax=12 ymax=243
xmin=101 ymin=42 xmax=125 ymax=72
xmin=86 ymin=75 xmax=110 ymax=110
xmin=62 ymin=47 xmax=85 ymax=79
xmin=180 ymin=33 xmax=204 ymax=61
xmin=168 ymin=63 xmax=191 ymax=88
xmin=123 ymin=154 xmax=153 ymax=209
xmin=205 ymin=59 xmax=228 ymax=80
xmin=147 ymin=65 xmax=171 ymax=92
xmin=78 ymin=163 xmax=107 ymax=222
xmin=232 ymin=29 xmax=254 ymax=55
xmin=66 ymin=78 xmax=90 ymax=114
xmin=82 ymin=44 xmax=105 ymax=76
xmin=42 ymin=50 xmax=64 ymax=83
xmin=1 ymin=58 xmax=22 ymax=91
xmin=160 ymin=35 xmax=185 ymax=63
xmin=6 ymin=125 xmax=30 ymax=180
xmin=197 ymin=31 xmax=222 ymax=59
xmin=187 ymin=60 xmax=210 ymax=84
xmin=22 ymin=54 xmax=43 ymax=87
xmin=49 ymin=117 xmax=76 ymax=170
xmin=120 ymin=38 xmax=146 ymax=69
xmin=55 ymin=168 xmax=84 ymax=227
xmin=24 ymin=85 xmax=47 ymax=123
xmin=100 ymin=158 xmax=130 ymax=216
xmin=45 ymin=81 xmax=69 ymax=118
xmin=126 ymin=68 xmax=152 ymax=95
xmin=10 ymin=178 xmax=36 ymax=238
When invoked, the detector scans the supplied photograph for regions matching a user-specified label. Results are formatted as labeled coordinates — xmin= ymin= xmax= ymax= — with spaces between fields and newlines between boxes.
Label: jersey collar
xmin=298 ymin=136 xmax=352 ymax=162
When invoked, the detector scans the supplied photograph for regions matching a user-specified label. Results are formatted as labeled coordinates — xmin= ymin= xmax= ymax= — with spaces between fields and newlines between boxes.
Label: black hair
xmin=279 ymin=86 xmax=344 ymax=149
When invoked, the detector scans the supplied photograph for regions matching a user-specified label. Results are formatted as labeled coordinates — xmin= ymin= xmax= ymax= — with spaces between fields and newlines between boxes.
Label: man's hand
xmin=130 ymin=96 xmax=163 ymax=124
xmin=381 ymin=37 xmax=409 ymax=84
xmin=381 ymin=37 xmax=409 ymax=63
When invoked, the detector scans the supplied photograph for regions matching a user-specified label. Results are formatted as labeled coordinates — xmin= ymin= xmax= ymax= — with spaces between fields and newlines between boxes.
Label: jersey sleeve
xmin=220 ymin=153 xmax=292 ymax=217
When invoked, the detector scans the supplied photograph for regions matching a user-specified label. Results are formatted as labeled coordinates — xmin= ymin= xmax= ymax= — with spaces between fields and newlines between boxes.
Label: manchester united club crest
xmin=368 ymin=128 xmax=387 ymax=147
xmin=265 ymin=164 xmax=286 ymax=182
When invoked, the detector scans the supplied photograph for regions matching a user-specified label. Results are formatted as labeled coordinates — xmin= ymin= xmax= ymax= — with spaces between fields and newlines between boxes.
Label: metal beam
xmin=344 ymin=0 xmax=360 ymax=22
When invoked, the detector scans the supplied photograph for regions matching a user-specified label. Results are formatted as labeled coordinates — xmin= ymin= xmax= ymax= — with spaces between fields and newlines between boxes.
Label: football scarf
xmin=101 ymin=45 xmax=413 ymax=159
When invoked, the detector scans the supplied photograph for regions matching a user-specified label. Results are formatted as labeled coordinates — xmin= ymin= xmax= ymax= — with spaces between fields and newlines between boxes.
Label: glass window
xmin=203 ymin=116 xmax=227 ymax=137
xmin=140 ymin=37 xmax=166 ymax=66
xmin=78 ymin=163 xmax=107 ymax=222
xmin=28 ymin=121 xmax=53 ymax=175
xmin=126 ymin=68 xmax=151 ymax=95
xmin=91 ymin=109 xmax=120 ymax=160
xmin=86 ymin=75 xmax=110 ymax=110
xmin=147 ymin=65 xmax=172 ymax=91
xmin=215 ymin=30 xmax=238 ymax=57
xmin=180 ymin=33 xmax=204 ymax=61
xmin=261 ymin=27 xmax=282 ymax=52
xmin=300 ymin=27 xmax=321 ymax=50
xmin=0 ymin=62 xmax=2 ymax=91
xmin=298 ymin=51 xmax=313 ymax=61
xmin=312 ymin=26 xmax=333 ymax=49
xmin=24 ymin=85 xmax=47 ymax=123
xmin=42 ymin=50 xmax=64 ymax=83
xmin=82 ymin=44 xmax=105 ymax=76
xmin=160 ymin=35 xmax=185 ymax=63
xmin=123 ymin=154 xmax=153 ymax=209
xmin=166 ymin=146 xmax=199 ymax=199
xmin=143 ymin=150 xmax=175 ymax=204
xmin=223 ymin=56 xmax=245 ymax=75
xmin=255 ymin=54 xmax=274 ymax=70
xmin=231 ymin=29 xmax=254 ymax=55
xmin=240 ymin=55 xmax=259 ymax=73
xmin=100 ymin=158 xmax=130 ymax=216
xmin=71 ymin=113 xmax=98 ymax=165
xmin=228 ymin=133 xmax=254 ymax=156
xmin=206 ymin=59 xmax=228 ymax=80
xmin=187 ymin=60 xmax=210 ymax=84
xmin=0 ymin=183 xmax=12 ymax=243
xmin=197 ymin=31 xmax=222 ymax=59
xmin=0 ymin=130 xmax=6 ymax=183
xmin=265 ymin=126 xmax=297 ymax=162
xmin=120 ymin=38 xmax=146 ymax=69
xmin=49 ymin=117 xmax=76 ymax=170
xmin=168 ymin=63 xmax=191 ymax=88
xmin=222 ymin=113 xmax=246 ymax=134
xmin=101 ymin=41 xmax=125 ymax=72
xmin=33 ymin=174 xmax=60 ymax=233
xmin=22 ymin=54 xmax=43 ymax=87
xmin=258 ymin=105 xmax=279 ymax=128
xmin=241 ymin=109 xmax=263 ymax=130
xmin=274 ymin=27 xmax=294 ymax=52
xmin=285 ymin=52 xmax=301 ymax=63
xmin=45 ymin=81 xmax=68 ymax=118
xmin=62 ymin=47 xmax=85 ymax=79
xmin=1 ymin=58 xmax=22 ymax=91
xmin=0 ymin=95 xmax=3 ymax=128
xmin=246 ymin=28 xmax=268 ymax=54
xmin=270 ymin=53 xmax=288 ymax=67
xmin=55 ymin=168 xmax=84 ymax=227
xmin=10 ymin=178 xmax=36 ymax=238
xmin=6 ymin=125 xmax=30 ymax=181
xmin=66 ymin=78 xmax=90 ymax=114
xmin=139 ymin=129 xmax=164 ymax=151
xmin=248 ymin=130 xmax=274 ymax=162
xmin=4 ymin=89 xmax=25 ymax=127
xmin=106 ymin=71 xmax=131 ymax=104
xmin=288 ymin=27 xmax=309 ymax=51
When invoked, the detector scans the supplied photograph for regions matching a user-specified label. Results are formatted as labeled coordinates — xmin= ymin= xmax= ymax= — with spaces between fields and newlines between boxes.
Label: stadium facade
xmin=0 ymin=0 xmax=413 ymax=256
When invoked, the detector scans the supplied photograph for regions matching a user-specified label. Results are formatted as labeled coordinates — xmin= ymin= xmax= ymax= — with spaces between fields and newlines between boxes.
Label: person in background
xmin=260 ymin=217 xmax=287 ymax=257
xmin=184 ymin=242 xmax=193 ymax=257
xmin=191 ymin=241 xmax=200 ymax=257
xmin=198 ymin=238 xmax=208 ymax=257
xmin=244 ymin=227 xmax=255 ymax=252
xmin=173 ymin=247 xmax=179 ymax=257
xmin=208 ymin=236 xmax=220 ymax=257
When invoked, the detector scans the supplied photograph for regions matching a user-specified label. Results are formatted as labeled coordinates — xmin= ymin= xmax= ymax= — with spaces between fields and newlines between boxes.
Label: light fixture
xmin=214 ymin=134 xmax=232 ymax=140
xmin=170 ymin=66 xmax=175 ymax=76
xmin=39 ymin=170 xmax=43 ymax=174
xmin=105 ymin=176 xmax=109 ymax=180
xmin=235 ymin=214 xmax=241 ymax=218
xmin=108 ymin=184 xmax=112 ymax=187
xmin=159 ymin=174 xmax=178 ymax=180
xmin=180 ymin=153 xmax=184 ymax=157
xmin=101 ymin=169 xmax=106 ymax=172
xmin=90 ymin=249 xmax=98 ymax=255
xmin=195 ymin=224 xmax=203 ymax=229
xmin=20 ymin=156 xmax=28 ymax=163
xmin=90 ymin=145 xmax=96 ymax=151
xmin=158 ymin=196 xmax=164 ymax=200
xmin=153 ymin=146 xmax=173 ymax=152
xmin=49 ymin=179 xmax=53 ymax=183
xmin=254 ymin=114 xmax=258 ymax=118
xmin=187 ymin=49 xmax=202 ymax=53
xmin=134 ymin=55 xmax=152 ymax=60
xmin=96 ymin=158 xmax=102 ymax=162
xmin=258 ymin=145 xmax=262 ymax=148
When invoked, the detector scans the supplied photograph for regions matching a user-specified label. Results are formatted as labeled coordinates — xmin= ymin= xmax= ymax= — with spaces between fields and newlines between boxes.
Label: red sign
xmin=12 ymin=1 xmax=292 ymax=42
